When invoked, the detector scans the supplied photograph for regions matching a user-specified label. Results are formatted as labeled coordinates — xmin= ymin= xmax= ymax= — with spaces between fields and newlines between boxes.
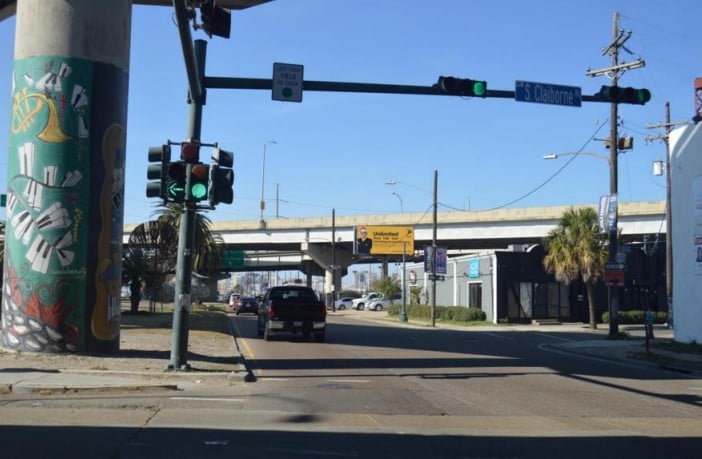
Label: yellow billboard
xmin=354 ymin=225 xmax=414 ymax=256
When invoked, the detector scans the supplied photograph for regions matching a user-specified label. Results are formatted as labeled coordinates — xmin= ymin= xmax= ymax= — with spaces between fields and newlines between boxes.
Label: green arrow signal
xmin=168 ymin=181 xmax=185 ymax=200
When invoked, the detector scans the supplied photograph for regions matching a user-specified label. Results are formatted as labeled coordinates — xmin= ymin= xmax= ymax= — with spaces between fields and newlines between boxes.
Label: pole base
xmin=167 ymin=363 xmax=192 ymax=372
xmin=399 ymin=313 xmax=407 ymax=322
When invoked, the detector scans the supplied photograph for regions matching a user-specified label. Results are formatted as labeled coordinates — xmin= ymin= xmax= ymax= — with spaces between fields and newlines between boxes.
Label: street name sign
xmin=272 ymin=62 xmax=303 ymax=102
xmin=515 ymin=80 xmax=581 ymax=107
xmin=605 ymin=262 xmax=626 ymax=271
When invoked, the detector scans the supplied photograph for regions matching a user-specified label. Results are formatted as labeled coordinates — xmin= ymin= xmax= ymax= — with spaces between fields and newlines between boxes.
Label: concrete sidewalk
xmin=1 ymin=321 xmax=700 ymax=395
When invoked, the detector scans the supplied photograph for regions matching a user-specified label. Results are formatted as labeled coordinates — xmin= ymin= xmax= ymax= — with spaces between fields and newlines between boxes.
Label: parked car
xmin=333 ymin=297 xmax=354 ymax=310
xmin=366 ymin=293 xmax=402 ymax=311
xmin=228 ymin=293 xmax=240 ymax=308
xmin=352 ymin=292 xmax=381 ymax=311
xmin=234 ymin=296 xmax=259 ymax=315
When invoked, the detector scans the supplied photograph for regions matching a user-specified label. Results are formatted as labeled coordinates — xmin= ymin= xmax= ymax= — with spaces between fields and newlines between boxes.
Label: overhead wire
xmin=478 ymin=119 xmax=610 ymax=212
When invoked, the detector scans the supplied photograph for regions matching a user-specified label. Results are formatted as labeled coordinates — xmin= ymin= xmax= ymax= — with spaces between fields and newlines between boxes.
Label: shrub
xmin=388 ymin=304 xmax=486 ymax=323
xmin=601 ymin=310 xmax=668 ymax=324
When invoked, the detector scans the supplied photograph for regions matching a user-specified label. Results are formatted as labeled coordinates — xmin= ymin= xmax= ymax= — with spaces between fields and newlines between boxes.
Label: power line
xmin=479 ymin=120 xmax=609 ymax=212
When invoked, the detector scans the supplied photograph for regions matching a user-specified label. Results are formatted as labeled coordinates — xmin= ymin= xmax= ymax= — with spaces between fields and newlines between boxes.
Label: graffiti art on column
xmin=90 ymin=123 xmax=124 ymax=342
xmin=2 ymin=57 xmax=92 ymax=352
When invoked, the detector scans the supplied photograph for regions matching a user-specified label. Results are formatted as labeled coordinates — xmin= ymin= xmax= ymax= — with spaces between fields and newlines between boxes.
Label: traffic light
xmin=209 ymin=147 xmax=235 ymax=206
xmin=146 ymin=144 xmax=171 ymax=200
xmin=187 ymin=163 xmax=209 ymax=202
xmin=166 ymin=161 xmax=187 ymax=202
xmin=181 ymin=139 xmax=200 ymax=163
xmin=435 ymin=76 xmax=487 ymax=97
xmin=200 ymin=0 xmax=231 ymax=39
xmin=595 ymin=85 xmax=651 ymax=105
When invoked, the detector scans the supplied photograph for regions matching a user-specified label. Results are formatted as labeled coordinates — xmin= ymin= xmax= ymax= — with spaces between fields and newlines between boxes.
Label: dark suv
xmin=235 ymin=297 xmax=259 ymax=315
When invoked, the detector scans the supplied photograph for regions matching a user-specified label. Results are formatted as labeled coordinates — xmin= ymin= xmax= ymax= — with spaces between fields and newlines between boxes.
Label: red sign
xmin=605 ymin=270 xmax=625 ymax=287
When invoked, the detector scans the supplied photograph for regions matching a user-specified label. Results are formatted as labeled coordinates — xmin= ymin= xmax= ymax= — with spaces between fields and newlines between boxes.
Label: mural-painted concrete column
xmin=2 ymin=0 xmax=131 ymax=353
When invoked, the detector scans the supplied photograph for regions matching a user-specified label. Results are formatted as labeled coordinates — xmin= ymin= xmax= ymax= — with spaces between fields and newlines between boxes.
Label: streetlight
xmin=542 ymin=152 xmax=610 ymax=164
xmin=544 ymin=150 xmax=620 ymax=335
xmin=392 ymin=192 xmax=403 ymax=213
xmin=385 ymin=179 xmax=431 ymax=194
xmin=260 ymin=140 xmax=276 ymax=227
xmin=387 ymin=174 xmax=438 ymax=327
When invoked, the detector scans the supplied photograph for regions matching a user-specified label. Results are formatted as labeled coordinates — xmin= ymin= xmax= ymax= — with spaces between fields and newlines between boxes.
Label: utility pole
xmin=586 ymin=12 xmax=645 ymax=336
xmin=646 ymin=102 xmax=688 ymax=328
xmin=431 ymin=169 xmax=438 ymax=327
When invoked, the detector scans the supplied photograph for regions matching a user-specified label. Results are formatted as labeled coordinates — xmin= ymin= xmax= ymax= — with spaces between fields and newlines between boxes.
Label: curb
xmin=544 ymin=342 xmax=702 ymax=376
xmin=10 ymin=382 xmax=180 ymax=395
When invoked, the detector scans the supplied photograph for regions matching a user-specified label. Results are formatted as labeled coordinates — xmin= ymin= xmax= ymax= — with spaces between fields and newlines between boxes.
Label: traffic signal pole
xmin=169 ymin=2 xmax=208 ymax=369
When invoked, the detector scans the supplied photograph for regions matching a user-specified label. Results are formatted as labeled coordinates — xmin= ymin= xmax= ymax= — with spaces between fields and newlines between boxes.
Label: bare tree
xmin=127 ymin=220 xmax=178 ymax=311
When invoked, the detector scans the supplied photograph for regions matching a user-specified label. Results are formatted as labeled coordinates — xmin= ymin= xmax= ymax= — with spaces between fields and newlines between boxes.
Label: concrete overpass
xmin=0 ymin=0 xmax=273 ymax=22
xmin=124 ymin=200 xmax=667 ymax=277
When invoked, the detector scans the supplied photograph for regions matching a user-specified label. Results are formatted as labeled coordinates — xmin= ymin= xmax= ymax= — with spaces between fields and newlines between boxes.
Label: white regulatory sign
xmin=272 ymin=63 xmax=303 ymax=102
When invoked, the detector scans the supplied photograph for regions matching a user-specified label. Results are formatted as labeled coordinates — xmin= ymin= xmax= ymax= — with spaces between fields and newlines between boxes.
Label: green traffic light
xmin=472 ymin=81 xmax=487 ymax=97
xmin=190 ymin=182 xmax=208 ymax=200
xmin=168 ymin=181 xmax=185 ymax=200
xmin=636 ymin=88 xmax=651 ymax=104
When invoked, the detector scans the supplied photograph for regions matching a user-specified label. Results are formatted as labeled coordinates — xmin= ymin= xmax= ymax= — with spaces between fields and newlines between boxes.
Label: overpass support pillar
xmin=301 ymin=242 xmax=354 ymax=305
xmin=2 ymin=0 xmax=131 ymax=353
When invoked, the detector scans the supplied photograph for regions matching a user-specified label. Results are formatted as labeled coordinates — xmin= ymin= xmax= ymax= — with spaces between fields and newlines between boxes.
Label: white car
xmin=333 ymin=297 xmax=354 ymax=310
xmin=352 ymin=292 xmax=381 ymax=310
xmin=367 ymin=294 xmax=402 ymax=311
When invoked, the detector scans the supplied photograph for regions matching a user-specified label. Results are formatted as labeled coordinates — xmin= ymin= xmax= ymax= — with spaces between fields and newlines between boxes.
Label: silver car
xmin=333 ymin=297 xmax=354 ymax=310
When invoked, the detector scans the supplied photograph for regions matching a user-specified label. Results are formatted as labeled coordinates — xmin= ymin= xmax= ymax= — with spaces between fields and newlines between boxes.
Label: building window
xmin=468 ymin=282 xmax=482 ymax=309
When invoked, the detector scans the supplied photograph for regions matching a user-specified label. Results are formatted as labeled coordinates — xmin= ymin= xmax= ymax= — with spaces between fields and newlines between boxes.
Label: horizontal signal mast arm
xmin=203 ymin=76 xmax=515 ymax=98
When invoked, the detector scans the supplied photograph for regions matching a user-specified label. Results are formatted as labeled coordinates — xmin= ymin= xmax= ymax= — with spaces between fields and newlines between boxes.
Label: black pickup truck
xmin=256 ymin=285 xmax=327 ymax=342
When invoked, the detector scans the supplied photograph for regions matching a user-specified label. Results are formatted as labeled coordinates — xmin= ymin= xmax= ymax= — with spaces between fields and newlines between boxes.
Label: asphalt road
xmin=0 ymin=311 xmax=700 ymax=459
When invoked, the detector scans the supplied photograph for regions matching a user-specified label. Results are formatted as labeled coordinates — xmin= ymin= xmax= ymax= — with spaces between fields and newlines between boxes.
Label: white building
xmin=671 ymin=121 xmax=702 ymax=343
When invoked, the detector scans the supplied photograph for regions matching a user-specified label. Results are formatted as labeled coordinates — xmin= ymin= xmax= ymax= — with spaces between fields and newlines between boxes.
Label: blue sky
xmin=0 ymin=0 xmax=700 ymax=225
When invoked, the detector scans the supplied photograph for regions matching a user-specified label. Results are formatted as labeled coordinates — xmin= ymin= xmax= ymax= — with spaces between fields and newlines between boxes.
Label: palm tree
xmin=543 ymin=207 xmax=607 ymax=329
xmin=153 ymin=203 xmax=223 ymax=276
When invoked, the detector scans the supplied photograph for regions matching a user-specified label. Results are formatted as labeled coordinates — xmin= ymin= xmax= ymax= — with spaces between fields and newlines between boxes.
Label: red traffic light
xmin=181 ymin=141 xmax=200 ymax=162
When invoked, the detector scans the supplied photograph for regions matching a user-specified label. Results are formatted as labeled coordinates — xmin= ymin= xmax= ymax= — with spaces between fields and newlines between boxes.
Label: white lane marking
xmin=326 ymin=379 xmax=370 ymax=383
xmin=170 ymin=397 xmax=245 ymax=402
xmin=481 ymin=332 xmax=510 ymax=339
xmin=259 ymin=377 xmax=289 ymax=381
xmin=534 ymin=332 xmax=571 ymax=342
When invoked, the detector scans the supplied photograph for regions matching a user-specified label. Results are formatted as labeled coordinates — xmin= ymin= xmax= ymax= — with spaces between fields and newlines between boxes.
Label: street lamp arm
xmin=543 ymin=151 xmax=610 ymax=164
xmin=392 ymin=192 xmax=403 ymax=213
xmin=385 ymin=179 xmax=432 ymax=194
xmin=260 ymin=140 xmax=277 ymax=223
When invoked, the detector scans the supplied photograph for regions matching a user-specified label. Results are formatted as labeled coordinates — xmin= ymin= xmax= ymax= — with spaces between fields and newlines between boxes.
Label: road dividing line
xmin=170 ymin=397 xmax=245 ymax=402
xmin=326 ymin=379 xmax=370 ymax=384
xmin=228 ymin=316 xmax=260 ymax=377
xmin=534 ymin=332 xmax=571 ymax=342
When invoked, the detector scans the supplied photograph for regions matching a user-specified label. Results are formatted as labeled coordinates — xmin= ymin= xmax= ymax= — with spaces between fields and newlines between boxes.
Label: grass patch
xmin=653 ymin=339 xmax=702 ymax=355
xmin=121 ymin=303 xmax=230 ymax=334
